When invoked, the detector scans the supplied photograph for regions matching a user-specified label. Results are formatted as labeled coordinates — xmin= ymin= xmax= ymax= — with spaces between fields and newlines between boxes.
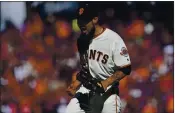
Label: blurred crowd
xmin=0 ymin=2 xmax=174 ymax=113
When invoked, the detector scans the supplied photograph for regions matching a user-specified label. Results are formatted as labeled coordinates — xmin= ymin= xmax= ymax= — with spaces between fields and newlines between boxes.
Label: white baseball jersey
xmin=66 ymin=28 xmax=128 ymax=113
xmin=88 ymin=28 xmax=131 ymax=80
xmin=76 ymin=28 xmax=131 ymax=94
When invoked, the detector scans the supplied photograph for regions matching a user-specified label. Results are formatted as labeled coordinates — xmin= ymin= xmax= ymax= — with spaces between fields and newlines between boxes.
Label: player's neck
xmin=94 ymin=25 xmax=104 ymax=38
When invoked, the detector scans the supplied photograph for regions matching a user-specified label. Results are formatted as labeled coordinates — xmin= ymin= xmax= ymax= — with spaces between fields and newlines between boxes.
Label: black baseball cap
xmin=76 ymin=3 xmax=100 ymax=25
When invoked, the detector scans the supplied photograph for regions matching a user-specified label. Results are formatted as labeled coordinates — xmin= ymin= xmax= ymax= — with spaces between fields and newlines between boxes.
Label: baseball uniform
xmin=66 ymin=28 xmax=131 ymax=113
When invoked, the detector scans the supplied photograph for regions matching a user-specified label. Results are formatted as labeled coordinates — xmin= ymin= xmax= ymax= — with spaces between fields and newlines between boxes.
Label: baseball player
xmin=66 ymin=4 xmax=131 ymax=113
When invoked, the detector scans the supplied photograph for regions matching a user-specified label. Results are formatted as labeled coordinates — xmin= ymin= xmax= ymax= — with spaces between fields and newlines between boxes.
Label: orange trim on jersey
xmin=94 ymin=27 xmax=106 ymax=38
xmin=116 ymin=95 xmax=118 ymax=113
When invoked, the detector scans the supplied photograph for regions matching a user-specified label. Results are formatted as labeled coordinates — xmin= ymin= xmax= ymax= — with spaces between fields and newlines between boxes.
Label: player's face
xmin=78 ymin=20 xmax=94 ymax=35
xmin=78 ymin=17 xmax=98 ymax=35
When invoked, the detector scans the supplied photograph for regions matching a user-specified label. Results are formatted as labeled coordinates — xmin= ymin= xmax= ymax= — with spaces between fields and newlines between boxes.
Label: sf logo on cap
xmin=79 ymin=8 xmax=84 ymax=15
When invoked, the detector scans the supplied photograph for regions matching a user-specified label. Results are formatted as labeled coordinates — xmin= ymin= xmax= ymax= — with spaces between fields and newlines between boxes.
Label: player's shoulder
xmin=105 ymin=28 xmax=123 ymax=42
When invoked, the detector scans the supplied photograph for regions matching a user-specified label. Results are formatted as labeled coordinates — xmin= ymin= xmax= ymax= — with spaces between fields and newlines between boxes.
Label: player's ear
xmin=92 ymin=17 xmax=98 ymax=24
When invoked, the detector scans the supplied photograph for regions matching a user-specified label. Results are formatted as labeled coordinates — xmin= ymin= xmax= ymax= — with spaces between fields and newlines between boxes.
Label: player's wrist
xmin=101 ymin=80 xmax=109 ymax=91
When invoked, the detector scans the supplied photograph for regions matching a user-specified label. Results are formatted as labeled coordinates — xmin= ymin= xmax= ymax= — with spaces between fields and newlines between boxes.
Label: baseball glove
xmin=76 ymin=70 xmax=105 ymax=94
xmin=76 ymin=71 xmax=106 ymax=113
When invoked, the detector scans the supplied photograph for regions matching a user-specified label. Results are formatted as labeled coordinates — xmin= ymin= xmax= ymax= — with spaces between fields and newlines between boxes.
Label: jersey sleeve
xmin=112 ymin=38 xmax=131 ymax=68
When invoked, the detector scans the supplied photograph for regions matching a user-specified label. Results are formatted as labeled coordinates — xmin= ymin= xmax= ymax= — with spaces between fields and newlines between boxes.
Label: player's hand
xmin=66 ymin=80 xmax=81 ymax=97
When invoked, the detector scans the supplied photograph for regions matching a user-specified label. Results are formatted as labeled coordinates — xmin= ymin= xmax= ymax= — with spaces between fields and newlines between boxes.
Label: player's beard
xmin=78 ymin=26 xmax=95 ymax=54
xmin=86 ymin=26 xmax=95 ymax=41
xmin=87 ymin=26 xmax=95 ymax=40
